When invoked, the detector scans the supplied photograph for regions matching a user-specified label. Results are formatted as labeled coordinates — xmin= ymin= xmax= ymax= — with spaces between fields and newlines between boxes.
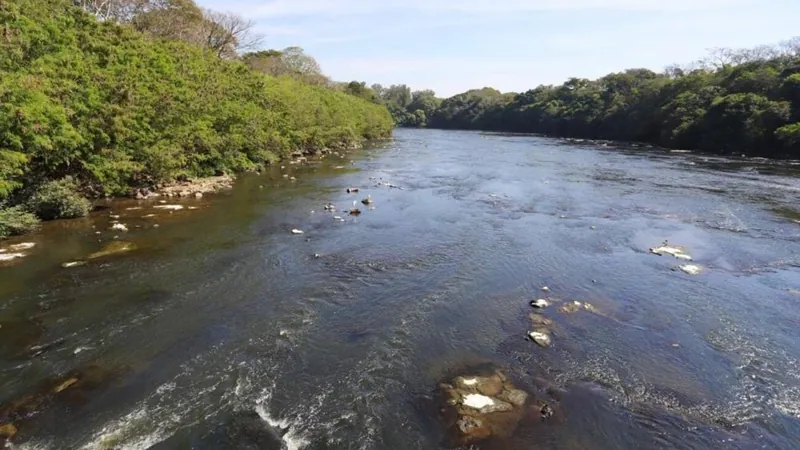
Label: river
xmin=1 ymin=128 xmax=800 ymax=449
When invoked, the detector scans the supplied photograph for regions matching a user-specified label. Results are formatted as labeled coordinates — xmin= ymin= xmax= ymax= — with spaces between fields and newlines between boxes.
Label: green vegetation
xmin=0 ymin=207 xmax=39 ymax=240
xmin=0 ymin=0 xmax=392 ymax=237
xmin=361 ymin=40 xmax=800 ymax=159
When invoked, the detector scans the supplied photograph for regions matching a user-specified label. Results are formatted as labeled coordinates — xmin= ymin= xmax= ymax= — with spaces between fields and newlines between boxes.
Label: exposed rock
xmin=282 ymin=174 xmax=289 ymax=178
xmin=61 ymin=261 xmax=86 ymax=268
xmin=0 ymin=253 xmax=26 ymax=263
xmin=110 ymin=223 xmax=128 ymax=232
xmin=153 ymin=204 xmax=184 ymax=211
xmin=361 ymin=195 xmax=373 ymax=205
xmin=157 ymin=175 xmax=233 ymax=197
xmin=290 ymin=177 xmax=296 ymax=182
xmin=649 ymin=242 xmax=692 ymax=260
xmin=349 ymin=208 xmax=361 ymax=216
xmin=529 ymin=313 xmax=553 ymax=327
xmin=346 ymin=187 xmax=359 ymax=193
xmin=541 ymin=286 xmax=550 ymax=292
xmin=530 ymin=299 xmax=550 ymax=308
xmin=678 ymin=264 xmax=703 ymax=275
xmin=6 ymin=243 xmax=35 ymax=251
xmin=87 ymin=241 xmax=136 ymax=259
xmin=291 ymin=229 xmax=304 ymax=235
xmin=439 ymin=369 xmax=529 ymax=447
xmin=0 ymin=423 xmax=17 ymax=441
xmin=194 ymin=192 xmax=203 ymax=199
xmin=529 ymin=330 xmax=552 ymax=348
xmin=559 ymin=301 xmax=583 ymax=314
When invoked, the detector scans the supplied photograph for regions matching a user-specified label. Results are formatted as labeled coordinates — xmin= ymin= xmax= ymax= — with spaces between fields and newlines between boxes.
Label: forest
xmin=0 ymin=0 xmax=393 ymax=238
xmin=357 ymin=40 xmax=800 ymax=160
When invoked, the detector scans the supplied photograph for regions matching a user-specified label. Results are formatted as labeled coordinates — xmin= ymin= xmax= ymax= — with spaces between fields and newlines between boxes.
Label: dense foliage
xmin=359 ymin=41 xmax=800 ymax=158
xmin=0 ymin=0 xmax=392 ymax=237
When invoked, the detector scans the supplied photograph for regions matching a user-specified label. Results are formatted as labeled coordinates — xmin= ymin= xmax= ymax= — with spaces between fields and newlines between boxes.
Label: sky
xmin=196 ymin=0 xmax=800 ymax=97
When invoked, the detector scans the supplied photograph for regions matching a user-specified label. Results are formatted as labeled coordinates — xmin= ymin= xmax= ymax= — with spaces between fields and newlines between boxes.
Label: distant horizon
xmin=197 ymin=0 xmax=800 ymax=97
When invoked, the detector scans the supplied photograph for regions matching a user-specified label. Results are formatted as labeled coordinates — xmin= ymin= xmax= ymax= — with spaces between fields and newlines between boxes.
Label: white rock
xmin=61 ymin=261 xmax=86 ymax=268
xmin=7 ymin=242 xmax=35 ymax=251
xmin=291 ymin=229 xmax=304 ymax=235
xmin=650 ymin=245 xmax=692 ymax=261
xmin=529 ymin=331 xmax=552 ymax=348
xmin=462 ymin=394 xmax=496 ymax=410
xmin=679 ymin=264 xmax=703 ymax=275
xmin=0 ymin=253 xmax=26 ymax=262
xmin=531 ymin=299 xmax=550 ymax=308
xmin=333 ymin=216 xmax=342 ymax=220
xmin=125 ymin=207 xmax=143 ymax=211
xmin=461 ymin=378 xmax=478 ymax=386
xmin=109 ymin=214 xmax=120 ymax=219
xmin=110 ymin=223 xmax=128 ymax=232
xmin=154 ymin=205 xmax=184 ymax=210
xmin=541 ymin=286 xmax=550 ymax=292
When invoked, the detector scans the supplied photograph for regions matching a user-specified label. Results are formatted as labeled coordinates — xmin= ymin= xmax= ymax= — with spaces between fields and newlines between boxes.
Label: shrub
xmin=0 ymin=206 xmax=40 ymax=239
xmin=26 ymin=177 xmax=91 ymax=220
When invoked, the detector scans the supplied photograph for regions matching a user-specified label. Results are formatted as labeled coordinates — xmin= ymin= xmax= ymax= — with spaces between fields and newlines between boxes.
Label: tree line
xmin=0 ymin=0 xmax=392 ymax=238
xmin=346 ymin=39 xmax=800 ymax=159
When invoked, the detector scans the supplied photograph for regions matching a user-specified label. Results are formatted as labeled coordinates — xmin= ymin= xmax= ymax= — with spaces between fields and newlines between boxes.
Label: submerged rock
xmin=87 ymin=241 xmax=136 ymax=259
xmin=529 ymin=313 xmax=553 ymax=326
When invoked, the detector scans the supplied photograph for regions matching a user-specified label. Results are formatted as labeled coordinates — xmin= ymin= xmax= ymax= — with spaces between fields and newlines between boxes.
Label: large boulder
xmin=438 ymin=370 xmax=530 ymax=446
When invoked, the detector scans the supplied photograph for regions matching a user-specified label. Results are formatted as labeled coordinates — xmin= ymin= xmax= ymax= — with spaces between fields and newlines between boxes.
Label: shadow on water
xmin=0 ymin=130 xmax=799 ymax=449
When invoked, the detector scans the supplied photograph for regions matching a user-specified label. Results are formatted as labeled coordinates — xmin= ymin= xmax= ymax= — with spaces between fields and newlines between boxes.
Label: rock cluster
xmin=438 ymin=370 xmax=529 ymax=446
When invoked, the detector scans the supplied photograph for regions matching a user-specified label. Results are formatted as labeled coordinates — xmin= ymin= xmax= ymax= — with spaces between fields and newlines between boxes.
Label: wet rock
xmin=153 ymin=204 xmax=184 ymax=211
xmin=0 ymin=253 xmax=26 ymax=263
xmin=0 ymin=423 xmax=17 ymax=443
xmin=110 ymin=223 xmax=128 ymax=232
xmin=439 ymin=369 xmax=529 ymax=447
xmin=541 ymin=286 xmax=550 ymax=292
xmin=194 ymin=192 xmax=203 ymax=199
xmin=282 ymin=174 xmax=289 ymax=178
xmin=6 ymin=243 xmax=35 ymax=252
xmin=361 ymin=195 xmax=373 ymax=205
xmin=529 ymin=313 xmax=553 ymax=327
xmin=289 ymin=177 xmax=296 ymax=182
xmin=87 ymin=241 xmax=136 ymax=259
xmin=346 ymin=187 xmax=359 ymax=193
xmin=529 ymin=330 xmax=552 ymax=348
xmin=530 ymin=299 xmax=550 ymax=308
xmin=649 ymin=242 xmax=692 ymax=260
xmin=61 ymin=261 xmax=86 ymax=268
xmin=678 ymin=264 xmax=703 ymax=275
xmin=349 ymin=208 xmax=361 ymax=216
xmin=291 ymin=229 xmax=304 ymax=235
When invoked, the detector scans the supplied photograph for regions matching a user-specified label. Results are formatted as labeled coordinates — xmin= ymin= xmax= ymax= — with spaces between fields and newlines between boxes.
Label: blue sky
xmin=196 ymin=0 xmax=800 ymax=97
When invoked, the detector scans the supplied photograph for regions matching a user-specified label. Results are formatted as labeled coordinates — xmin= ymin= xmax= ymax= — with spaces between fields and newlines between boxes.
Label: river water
xmin=1 ymin=129 xmax=800 ymax=449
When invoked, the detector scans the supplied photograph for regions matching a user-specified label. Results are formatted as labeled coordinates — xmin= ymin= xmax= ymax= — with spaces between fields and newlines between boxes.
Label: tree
xmin=201 ymin=9 xmax=263 ymax=58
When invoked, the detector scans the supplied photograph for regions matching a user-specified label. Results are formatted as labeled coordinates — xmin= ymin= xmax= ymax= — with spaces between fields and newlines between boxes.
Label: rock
xmin=530 ymin=299 xmax=550 ymax=308
xmin=559 ymin=301 xmax=582 ymax=314
xmin=53 ymin=377 xmax=79 ymax=393
xmin=153 ymin=205 xmax=184 ymax=211
xmin=126 ymin=207 xmax=143 ymax=211
xmin=349 ymin=208 xmax=361 ymax=216
xmin=291 ymin=229 xmax=304 ymax=235
xmin=333 ymin=216 xmax=342 ymax=220
xmin=678 ymin=264 xmax=703 ymax=275
xmin=87 ymin=241 xmax=136 ymax=259
xmin=290 ymin=177 xmax=296 ymax=182
xmin=497 ymin=389 xmax=529 ymax=407
xmin=439 ymin=369 xmax=529 ymax=446
xmin=0 ymin=423 xmax=17 ymax=440
xmin=649 ymin=242 xmax=692 ymax=260
xmin=529 ymin=330 xmax=552 ymax=348
xmin=109 ymin=214 xmax=120 ymax=219
xmin=346 ymin=187 xmax=359 ymax=193
xmin=282 ymin=174 xmax=289 ymax=178
xmin=0 ymin=253 xmax=26 ymax=263
xmin=529 ymin=313 xmax=552 ymax=326
xmin=361 ymin=195 xmax=373 ymax=205
xmin=541 ymin=286 xmax=550 ymax=292
xmin=61 ymin=261 xmax=86 ymax=268
xmin=194 ymin=192 xmax=203 ymax=199
xmin=110 ymin=223 xmax=128 ymax=232
xmin=7 ymin=243 xmax=35 ymax=251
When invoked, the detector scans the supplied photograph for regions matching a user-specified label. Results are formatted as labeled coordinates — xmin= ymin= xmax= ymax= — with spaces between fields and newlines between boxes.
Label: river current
xmin=1 ymin=129 xmax=799 ymax=449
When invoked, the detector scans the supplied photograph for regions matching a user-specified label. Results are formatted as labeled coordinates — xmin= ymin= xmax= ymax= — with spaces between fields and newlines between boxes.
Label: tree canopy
xmin=0 ymin=0 xmax=392 ymax=236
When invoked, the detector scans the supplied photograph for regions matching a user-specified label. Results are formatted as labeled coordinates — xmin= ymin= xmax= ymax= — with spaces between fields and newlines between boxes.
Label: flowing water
xmin=1 ymin=129 xmax=800 ymax=449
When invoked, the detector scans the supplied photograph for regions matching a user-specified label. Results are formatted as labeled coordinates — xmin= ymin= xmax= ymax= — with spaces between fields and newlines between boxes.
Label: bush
xmin=0 ymin=206 xmax=40 ymax=239
xmin=26 ymin=177 xmax=91 ymax=220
